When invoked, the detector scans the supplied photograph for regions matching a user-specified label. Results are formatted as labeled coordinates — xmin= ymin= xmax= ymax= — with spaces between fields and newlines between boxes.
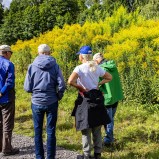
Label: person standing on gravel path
xmin=68 ymin=46 xmax=112 ymax=159
xmin=0 ymin=45 xmax=19 ymax=158
xmin=24 ymin=44 xmax=66 ymax=159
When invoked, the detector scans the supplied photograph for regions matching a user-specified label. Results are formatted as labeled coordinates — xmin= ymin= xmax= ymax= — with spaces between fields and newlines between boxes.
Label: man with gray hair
xmin=24 ymin=44 xmax=66 ymax=159
xmin=93 ymin=53 xmax=124 ymax=146
xmin=0 ymin=45 xmax=19 ymax=157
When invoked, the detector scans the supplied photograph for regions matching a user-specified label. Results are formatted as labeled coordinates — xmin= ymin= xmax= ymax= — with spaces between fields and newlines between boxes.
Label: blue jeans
xmin=31 ymin=101 xmax=58 ymax=159
xmin=104 ymin=102 xmax=118 ymax=144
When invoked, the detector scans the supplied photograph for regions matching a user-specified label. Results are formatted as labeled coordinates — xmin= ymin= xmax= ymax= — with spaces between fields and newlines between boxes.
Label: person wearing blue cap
xmin=68 ymin=46 xmax=112 ymax=159
xmin=76 ymin=46 xmax=93 ymax=55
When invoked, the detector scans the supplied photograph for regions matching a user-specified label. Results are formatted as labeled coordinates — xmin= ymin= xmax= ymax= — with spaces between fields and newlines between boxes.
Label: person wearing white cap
xmin=24 ymin=44 xmax=66 ymax=159
xmin=68 ymin=46 xmax=112 ymax=159
xmin=0 ymin=45 xmax=19 ymax=157
xmin=93 ymin=53 xmax=124 ymax=146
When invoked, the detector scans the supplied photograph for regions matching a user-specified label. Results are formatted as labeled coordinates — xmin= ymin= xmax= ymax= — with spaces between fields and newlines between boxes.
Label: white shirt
xmin=73 ymin=62 xmax=105 ymax=91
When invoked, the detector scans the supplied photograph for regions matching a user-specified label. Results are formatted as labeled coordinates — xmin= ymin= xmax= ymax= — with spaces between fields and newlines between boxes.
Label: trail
xmin=1 ymin=134 xmax=79 ymax=159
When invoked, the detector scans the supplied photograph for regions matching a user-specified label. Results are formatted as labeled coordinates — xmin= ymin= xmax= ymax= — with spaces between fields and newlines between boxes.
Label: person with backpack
xmin=93 ymin=53 xmax=124 ymax=146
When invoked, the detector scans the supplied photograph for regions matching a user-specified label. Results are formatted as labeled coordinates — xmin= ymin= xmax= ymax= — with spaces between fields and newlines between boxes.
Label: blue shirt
xmin=0 ymin=56 xmax=15 ymax=103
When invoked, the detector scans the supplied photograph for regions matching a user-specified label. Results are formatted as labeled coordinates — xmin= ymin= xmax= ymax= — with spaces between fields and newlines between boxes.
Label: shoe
xmin=103 ymin=136 xmax=113 ymax=147
xmin=103 ymin=141 xmax=112 ymax=147
xmin=2 ymin=148 xmax=19 ymax=156
xmin=77 ymin=154 xmax=94 ymax=159
xmin=94 ymin=153 xmax=101 ymax=159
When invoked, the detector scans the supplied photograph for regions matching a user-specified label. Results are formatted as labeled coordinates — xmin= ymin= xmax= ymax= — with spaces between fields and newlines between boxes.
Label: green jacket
xmin=99 ymin=60 xmax=124 ymax=106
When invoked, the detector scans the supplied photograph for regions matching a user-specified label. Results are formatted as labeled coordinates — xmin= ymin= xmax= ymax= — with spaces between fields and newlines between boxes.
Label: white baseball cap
xmin=38 ymin=44 xmax=51 ymax=53
xmin=0 ymin=45 xmax=12 ymax=52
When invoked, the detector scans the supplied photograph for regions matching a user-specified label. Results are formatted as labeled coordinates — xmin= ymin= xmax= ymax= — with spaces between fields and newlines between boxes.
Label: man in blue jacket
xmin=0 ymin=45 xmax=19 ymax=157
xmin=24 ymin=44 xmax=66 ymax=159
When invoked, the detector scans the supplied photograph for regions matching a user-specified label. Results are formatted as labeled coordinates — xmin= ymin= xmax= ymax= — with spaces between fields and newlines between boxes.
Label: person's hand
xmin=0 ymin=93 xmax=2 ymax=98
xmin=78 ymin=87 xmax=88 ymax=97
xmin=78 ymin=86 xmax=88 ymax=93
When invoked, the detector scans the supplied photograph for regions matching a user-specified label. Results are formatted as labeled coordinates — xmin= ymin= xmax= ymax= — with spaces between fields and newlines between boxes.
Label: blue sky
xmin=2 ymin=0 xmax=12 ymax=8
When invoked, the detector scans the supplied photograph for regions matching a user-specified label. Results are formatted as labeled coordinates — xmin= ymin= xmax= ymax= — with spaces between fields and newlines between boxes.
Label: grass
xmin=14 ymin=78 xmax=159 ymax=159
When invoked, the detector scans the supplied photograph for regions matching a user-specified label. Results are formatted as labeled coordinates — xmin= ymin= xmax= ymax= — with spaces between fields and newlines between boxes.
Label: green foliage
xmin=0 ymin=3 xmax=3 ymax=25
xmin=12 ymin=6 xmax=159 ymax=105
xmin=140 ymin=0 xmax=159 ymax=20
xmin=0 ymin=0 xmax=159 ymax=45
xmin=11 ymin=47 xmax=32 ymax=75
xmin=0 ymin=0 xmax=80 ymax=45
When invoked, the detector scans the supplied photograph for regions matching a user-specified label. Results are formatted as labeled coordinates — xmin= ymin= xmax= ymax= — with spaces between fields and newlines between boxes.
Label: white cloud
xmin=2 ymin=0 xmax=12 ymax=8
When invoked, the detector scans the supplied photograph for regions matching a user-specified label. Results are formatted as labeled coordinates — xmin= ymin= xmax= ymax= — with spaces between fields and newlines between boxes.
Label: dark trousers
xmin=0 ymin=101 xmax=15 ymax=152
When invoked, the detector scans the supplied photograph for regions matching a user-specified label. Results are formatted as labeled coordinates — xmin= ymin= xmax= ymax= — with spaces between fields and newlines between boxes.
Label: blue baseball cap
xmin=76 ymin=46 xmax=92 ymax=55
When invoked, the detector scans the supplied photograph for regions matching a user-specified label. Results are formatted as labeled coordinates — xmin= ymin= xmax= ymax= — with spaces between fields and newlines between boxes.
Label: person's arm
xmin=0 ymin=62 xmax=15 ymax=95
xmin=98 ymin=72 xmax=112 ymax=86
xmin=68 ymin=72 xmax=86 ymax=93
xmin=24 ymin=65 xmax=33 ymax=93
xmin=56 ymin=66 xmax=66 ymax=100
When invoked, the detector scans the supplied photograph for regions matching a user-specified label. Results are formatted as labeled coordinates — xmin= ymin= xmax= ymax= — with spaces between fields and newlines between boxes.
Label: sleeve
xmin=98 ymin=66 xmax=106 ymax=77
xmin=56 ymin=65 xmax=66 ymax=100
xmin=73 ymin=66 xmax=80 ymax=76
xmin=24 ymin=65 xmax=33 ymax=93
xmin=0 ymin=62 xmax=15 ymax=95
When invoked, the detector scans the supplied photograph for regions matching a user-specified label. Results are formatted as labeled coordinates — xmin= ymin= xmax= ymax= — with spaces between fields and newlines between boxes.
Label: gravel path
xmin=1 ymin=134 xmax=79 ymax=159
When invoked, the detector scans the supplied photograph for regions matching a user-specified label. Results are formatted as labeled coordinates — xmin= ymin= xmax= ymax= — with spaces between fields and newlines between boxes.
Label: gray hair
xmin=38 ymin=44 xmax=51 ymax=54
xmin=93 ymin=52 xmax=104 ymax=61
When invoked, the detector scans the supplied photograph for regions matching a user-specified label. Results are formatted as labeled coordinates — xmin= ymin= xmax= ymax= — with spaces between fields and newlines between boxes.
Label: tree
xmin=0 ymin=3 xmax=4 ymax=25
xmin=140 ymin=0 xmax=159 ymax=19
xmin=85 ymin=0 xmax=101 ymax=7
xmin=0 ymin=0 xmax=81 ymax=45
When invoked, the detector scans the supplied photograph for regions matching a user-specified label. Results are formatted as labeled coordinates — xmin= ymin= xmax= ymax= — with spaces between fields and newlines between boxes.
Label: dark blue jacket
xmin=24 ymin=55 xmax=66 ymax=106
xmin=0 ymin=56 xmax=15 ymax=104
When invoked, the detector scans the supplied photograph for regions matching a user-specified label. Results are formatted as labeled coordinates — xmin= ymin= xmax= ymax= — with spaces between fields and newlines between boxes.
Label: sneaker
xmin=103 ymin=141 xmax=112 ymax=147
xmin=103 ymin=136 xmax=113 ymax=147
xmin=2 ymin=148 xmax=19 ymax=156
xmin=77 ymin=154 xmax=94 ymax=159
